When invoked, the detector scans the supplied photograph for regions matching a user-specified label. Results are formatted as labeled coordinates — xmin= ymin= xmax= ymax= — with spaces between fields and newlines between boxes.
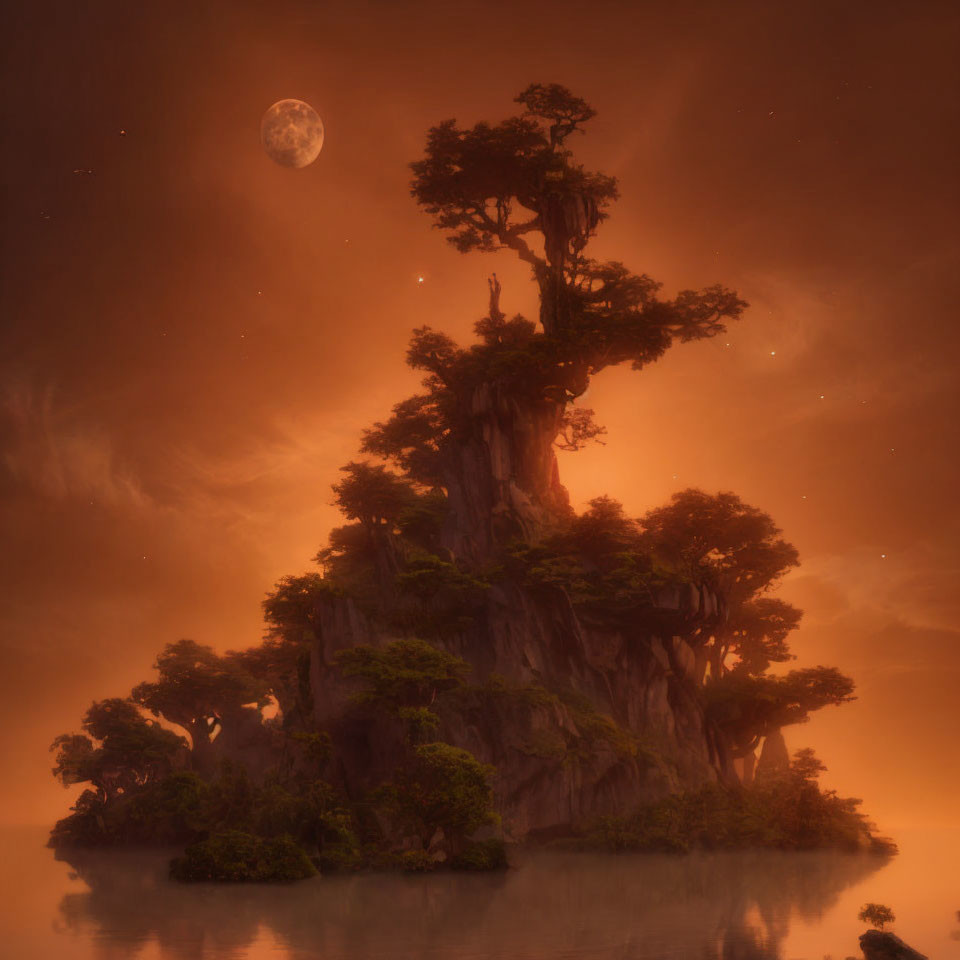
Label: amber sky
xmin=1 ymin=0 xmax=957 ymax=829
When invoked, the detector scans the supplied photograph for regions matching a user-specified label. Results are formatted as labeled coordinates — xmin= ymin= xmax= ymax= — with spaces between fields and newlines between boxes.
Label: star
xmin=770 ymin=350 xmax=776 ymax=356
xmin=417 ymin=276 xmax=425 ymax=284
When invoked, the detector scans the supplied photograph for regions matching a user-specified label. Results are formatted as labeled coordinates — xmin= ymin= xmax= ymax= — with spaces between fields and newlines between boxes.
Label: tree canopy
xmin=131 ymin=640 xmax=268 ymax=753
xmin=335 ymin=637 xmax=470 ymax=710
xmin=410 ymin=83 xmax=744 ymax=352
xmin=640 ymin=489 xmax=800 ymax=606
xmin=706 ymin=666 xmax=856 ymax=757
xmin=362 ymin=85 xmax=746 ymax=497
xmin=51 ymin=698 xmax=185 ymax=802
xmin=331 ymin=461 xmax=418 ymax=527
xmin=379 ymin=741 xmax=496 ymax=847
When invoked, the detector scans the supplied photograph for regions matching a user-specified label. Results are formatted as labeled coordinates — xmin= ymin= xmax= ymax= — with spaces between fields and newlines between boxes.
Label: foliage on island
xmin=48 ymin=84 xmax=883 ymax=881
xmin=582 ymin=749 xmax=896 ymax=855
xmin=170 ymin=831 xmax=317 ymax=883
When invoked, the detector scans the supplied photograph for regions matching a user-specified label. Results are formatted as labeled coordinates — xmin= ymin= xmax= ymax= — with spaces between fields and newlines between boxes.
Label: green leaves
xmin=379 ymin=741 xmax=496 ymax=845
xmin=334 ymin=637 xmax=470 ymax=711
xmin=170 ymin=831 xmax=316 ymax=883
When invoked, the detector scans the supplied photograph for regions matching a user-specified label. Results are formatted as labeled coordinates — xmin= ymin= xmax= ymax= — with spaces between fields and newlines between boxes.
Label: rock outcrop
xmin=309 ymin=566 xmax=732 ymax=839
xmin=859 ymin=930 xmax=928 ymax=960
xmin=441 ymin=383 xmax=570 ymax=563
xmin=302 ymin=358 xmax=747 ymax=839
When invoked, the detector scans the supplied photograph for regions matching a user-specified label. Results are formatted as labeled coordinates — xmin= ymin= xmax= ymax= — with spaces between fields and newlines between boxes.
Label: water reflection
xmin=56 ymin=846 xmax=887 ymax=959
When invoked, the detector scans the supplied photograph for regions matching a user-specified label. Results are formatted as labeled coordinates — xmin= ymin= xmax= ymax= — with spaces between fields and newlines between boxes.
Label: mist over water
xmin=4 ymin=827 xmax=958 ymax=959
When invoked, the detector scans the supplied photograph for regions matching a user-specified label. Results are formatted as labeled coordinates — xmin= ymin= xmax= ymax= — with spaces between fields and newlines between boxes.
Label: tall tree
xmin=233 ymin=573 xmax=337 ymax=723
xmin=131 ymin=640 xmax=268 ymax=770
xmin=640 ymin=488 xmax=801 ymax=681
xmin=364 ymin=85 xmax=745 ymax=561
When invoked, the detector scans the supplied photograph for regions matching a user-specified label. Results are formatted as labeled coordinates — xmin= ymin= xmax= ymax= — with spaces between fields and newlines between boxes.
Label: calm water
xmin=2 ymin=827 xmax=958 ymax=959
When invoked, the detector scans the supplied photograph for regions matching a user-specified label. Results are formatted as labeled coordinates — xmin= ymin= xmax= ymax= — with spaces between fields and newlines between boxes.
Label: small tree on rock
xmin=859 ymin=903 xmax=895 ymax=930
xmin=380 ymin=741 xmax=496 ymax=849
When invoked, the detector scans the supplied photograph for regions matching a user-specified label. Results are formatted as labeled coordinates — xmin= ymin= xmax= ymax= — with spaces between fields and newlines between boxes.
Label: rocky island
xmin=49 ymin=85 xmax=893 ymax=880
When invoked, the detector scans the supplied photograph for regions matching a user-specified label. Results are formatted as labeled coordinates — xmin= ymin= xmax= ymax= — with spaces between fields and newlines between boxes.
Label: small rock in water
xmin=859 ymin=929 xmax=928 ymax=960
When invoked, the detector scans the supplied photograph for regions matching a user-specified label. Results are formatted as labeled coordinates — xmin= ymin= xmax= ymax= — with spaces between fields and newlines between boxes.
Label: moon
xmin=260 ymin=99 xmax=324 ymax=169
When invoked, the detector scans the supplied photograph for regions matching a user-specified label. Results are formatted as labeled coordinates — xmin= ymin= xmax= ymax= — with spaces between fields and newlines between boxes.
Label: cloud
xmin=785 ymin=539 xmax=960 ymax=635
xmin=0 ymin=378 xmax=354 ymax=546
xmin=0 ymin=378 xmax=151 ymax=509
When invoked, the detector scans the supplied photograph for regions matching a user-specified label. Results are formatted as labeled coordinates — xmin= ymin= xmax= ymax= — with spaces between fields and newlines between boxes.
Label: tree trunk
xmin=187 ymin=719 xmax=216 ymax=776
xmin=538 ymin=269 xmax=577 ymax=336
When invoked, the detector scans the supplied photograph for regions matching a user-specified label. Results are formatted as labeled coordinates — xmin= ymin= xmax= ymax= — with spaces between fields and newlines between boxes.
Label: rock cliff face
xmin=307 ymin=377 xmax=735 ymax=840
xmin=441 ymin=383 xmax=570 ymax=563
xmin=309 ymin=584 xmax=730 ymax=839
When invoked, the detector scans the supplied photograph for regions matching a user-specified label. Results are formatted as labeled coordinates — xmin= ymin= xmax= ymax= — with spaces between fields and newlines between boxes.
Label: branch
xmin=469 ymin=202 xmax=546 ymax=270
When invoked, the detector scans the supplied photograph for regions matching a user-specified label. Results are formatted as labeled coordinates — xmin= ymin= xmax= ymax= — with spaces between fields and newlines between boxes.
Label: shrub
xmin=378 ymin=741 xmax=496 ymax=846
xmin=170 ymin=830 xmax=316 ymax=883
xmin=582 ymin=751 xmax=885 ymax=854
xmin=397 ymin=705 xmax=441 ymax=743
xmin=450 ymin=839 xmax=508 ymax=871
xmin=122 ymin=772 xmax=213 ymax=843
xmin=398 ymin=849 xmax=436 ymax=872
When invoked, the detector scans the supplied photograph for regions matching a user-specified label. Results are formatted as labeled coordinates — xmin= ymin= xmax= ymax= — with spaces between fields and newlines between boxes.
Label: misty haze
xmin=2 ymin=1 xmax=957 ymax=959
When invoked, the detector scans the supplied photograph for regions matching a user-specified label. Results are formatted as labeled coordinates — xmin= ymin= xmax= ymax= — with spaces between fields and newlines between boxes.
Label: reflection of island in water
xmin=56 ymin=848 xmax=889 ymax=959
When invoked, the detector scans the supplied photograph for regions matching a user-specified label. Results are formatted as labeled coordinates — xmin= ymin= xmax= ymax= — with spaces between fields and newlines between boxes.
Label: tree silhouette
xmin=131 ymin=640 xmax=268 ymax=770
xmin=706 ymin=666 xmax=856 ymax=758
xmin=640 ymin=489 xmax=800 ymax=606
xmin=366 ymin=84 xmax=746 ymax=559
xmin=51 ymin=698 xmax=185 ymax=803
xmin=411 ymin=83 xmax=743 ymax=346
xmin=331 ymin=461 xmax=418 ymax=528
xmin=859 ymin=903 xmax=895 ymax=930
xmin=725 ymin=597 xmax=802 ymax=676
